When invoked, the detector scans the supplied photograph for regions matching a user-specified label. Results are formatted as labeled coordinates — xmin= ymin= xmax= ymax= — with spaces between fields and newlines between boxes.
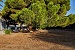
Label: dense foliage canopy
xmin=2 ymin=0 xmax=75 ymax=29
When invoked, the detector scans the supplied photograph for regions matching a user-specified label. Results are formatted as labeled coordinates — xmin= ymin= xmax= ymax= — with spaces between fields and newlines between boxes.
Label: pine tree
xmin=2 ymin=0 xmax=74 ymax=29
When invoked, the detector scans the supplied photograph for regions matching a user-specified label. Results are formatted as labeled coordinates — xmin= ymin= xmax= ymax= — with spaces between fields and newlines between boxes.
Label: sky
xmin=66 ymin=0 xmax=75 ymax=16
xmin=0 ymin=0 xmax=75 ymax=16
xmin=0 ymin=0 xmax=5 ymax=11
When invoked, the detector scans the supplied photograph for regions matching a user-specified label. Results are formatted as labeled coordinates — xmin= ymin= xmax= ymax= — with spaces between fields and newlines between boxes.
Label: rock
xmin=0 ymin=31 xmax=5 ymax=35
xmin=30 ymin=30 xmax=33 ymax=33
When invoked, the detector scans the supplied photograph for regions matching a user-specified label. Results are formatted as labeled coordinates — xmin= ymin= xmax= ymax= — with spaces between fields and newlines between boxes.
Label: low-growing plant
xmin=4 ymin=29 xmax=11 ymax=34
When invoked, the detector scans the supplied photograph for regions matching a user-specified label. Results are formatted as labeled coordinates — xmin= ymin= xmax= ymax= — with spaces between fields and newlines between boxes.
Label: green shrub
xmin=4 ymin=29 xmax=11 ymax=34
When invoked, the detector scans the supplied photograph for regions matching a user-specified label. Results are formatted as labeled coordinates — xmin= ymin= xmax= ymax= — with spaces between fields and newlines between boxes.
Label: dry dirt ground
xmin=0 ymin=29 xmax=75 ymax=50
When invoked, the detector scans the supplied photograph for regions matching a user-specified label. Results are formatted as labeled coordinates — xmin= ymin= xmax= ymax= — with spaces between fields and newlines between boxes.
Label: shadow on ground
xmin=31 ymin=29 xmax=75 ymax=48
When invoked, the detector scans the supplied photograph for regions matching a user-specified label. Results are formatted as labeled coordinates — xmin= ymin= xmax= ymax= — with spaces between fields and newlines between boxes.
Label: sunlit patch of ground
xmin=0 ymin=29 xmax=75 ymax=50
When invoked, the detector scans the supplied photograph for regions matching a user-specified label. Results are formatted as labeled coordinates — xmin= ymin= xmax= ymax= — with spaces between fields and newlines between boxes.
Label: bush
xmin=4 ymin=29 xmax=11 ymax=34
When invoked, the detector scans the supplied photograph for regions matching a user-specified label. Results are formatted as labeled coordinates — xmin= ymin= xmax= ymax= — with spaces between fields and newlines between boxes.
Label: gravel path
xmin=0 ymin=29 xmax=75 ymax=50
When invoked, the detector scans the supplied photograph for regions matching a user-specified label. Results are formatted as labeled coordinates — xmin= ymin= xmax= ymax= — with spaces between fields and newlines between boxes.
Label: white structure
xmin=0 ymin=17 xmax=6 ymax=35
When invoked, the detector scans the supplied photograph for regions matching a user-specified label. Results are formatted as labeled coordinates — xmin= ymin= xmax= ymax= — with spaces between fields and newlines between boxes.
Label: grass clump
xmin=4 ymin=29 xmax=11 ymax=34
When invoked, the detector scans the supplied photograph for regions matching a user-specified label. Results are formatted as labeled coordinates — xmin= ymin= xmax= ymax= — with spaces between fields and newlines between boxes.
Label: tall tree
xmin=29 ymin=1 xmax=48 ymax=28
xmin=2 ymin=0 xmax=74 ymax=29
